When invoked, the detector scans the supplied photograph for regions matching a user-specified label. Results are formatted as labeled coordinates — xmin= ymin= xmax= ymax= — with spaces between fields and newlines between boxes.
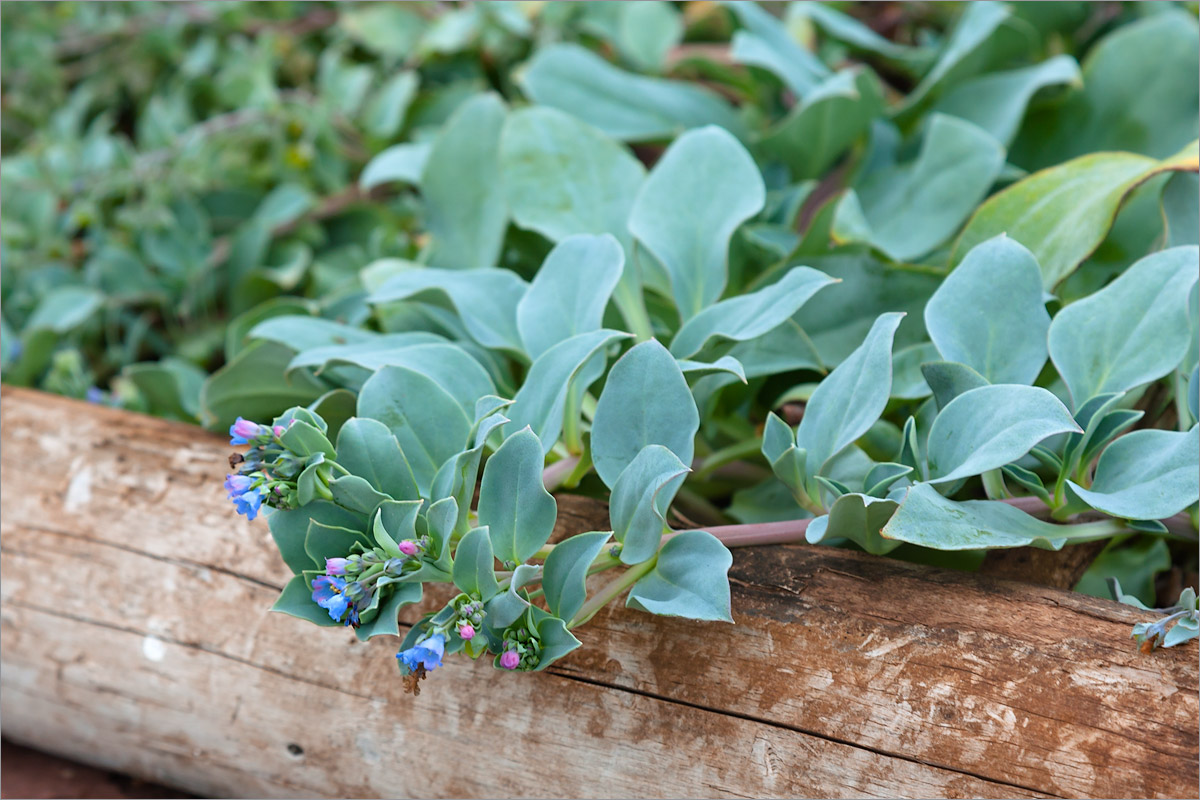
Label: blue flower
xmin=232 ymin=488 xmax=264 ymax=520
xmin=229 ymin=416 xmax=267 ymax=446
xmin=85 ymin=387 xmax=105 ymax=404
xmin=225 ymin=473 xmax=265 ymax=520
xmin=311 ymin=575 xmax=352 ymax=622
xmin=397 ymin=632 xmax=446 ymax=673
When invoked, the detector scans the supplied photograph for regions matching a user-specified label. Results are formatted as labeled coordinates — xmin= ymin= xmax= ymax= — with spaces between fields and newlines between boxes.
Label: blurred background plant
xmin=2 ymin=1 xmax=1196 ymax=611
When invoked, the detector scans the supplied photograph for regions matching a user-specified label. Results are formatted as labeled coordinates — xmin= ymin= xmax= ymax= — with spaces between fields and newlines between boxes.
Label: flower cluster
xmin=497 ymin=626 xmax=542 ymax=672
xmin=224 ymin=415 xmax=320 ymax=519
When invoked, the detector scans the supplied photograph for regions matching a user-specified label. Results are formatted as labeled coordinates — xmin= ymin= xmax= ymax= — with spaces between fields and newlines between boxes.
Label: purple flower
xmin=311 ymin=575 xmax=352 ymax=622
xmin=325 ymin=557 xmax=352 ymax=576
xmin=397 ymin=632 xmax=446 ymax=673
xmin=499 ymin=649 xmax=520 ymax=670
xmin=229 ymin=416 xmax=266 ymax=446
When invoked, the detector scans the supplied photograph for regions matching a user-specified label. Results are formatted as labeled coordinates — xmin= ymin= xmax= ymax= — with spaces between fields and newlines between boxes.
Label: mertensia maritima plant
xmin=2 ymin=3 xmax=1196 ymax=683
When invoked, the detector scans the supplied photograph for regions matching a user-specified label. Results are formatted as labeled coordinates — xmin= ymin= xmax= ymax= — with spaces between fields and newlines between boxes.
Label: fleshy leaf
xmin=420 ymin=93 xmax=509 ymax=270
xmin=367 ymin=265 xmax=529 ymax=355
xmin=805 ymin=493 xmax=901 ymax=555
xmin=883 ymin=483 xmax=1104 ymax=550
xmin=477 ymin=428 xmax=557 ymax=565
xmin=517 ymin=234 xmax=625 ymax=359
xmin=669 ymin=266 xmax=837 ymax=359
xmin=925 ymin=385 xmax=1080 ymax=484
xmin=796 ymin=312 xmax=904 ymax=478
xmin=925 ymin=235 xmax=1050 ymax=384
xmin=357 ymin=366 xmax=471 ymax=496
xmin=626 ymin=530 xmax=733 ymax=622
xmin=505 ymin=329 xmax=631 ymax=455
xmin=452 ymin=527 xmax=502 ymax=602
xmin=610 ymin=445 xmax=689 ymax=565
xmin=628 ymin=126 xmax=766 ymax=320
xmin=1067 ymin=427 xmax=1200 ymax=521
xmin=334 ymin=418 xmax=420 ymax=502
xmin=1048 ymin=246 xmax=1198 ymax=408
xmin=542 ymin=532 xmax=613 ymax=623
xmin=591 ymin=340 xmax=699 ymax=488
xmin=520 ymin=43 xmax=744 ymax=142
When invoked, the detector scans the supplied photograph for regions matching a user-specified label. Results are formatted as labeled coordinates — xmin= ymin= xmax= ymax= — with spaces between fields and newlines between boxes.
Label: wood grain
xmin=1 ymin=386 xmax=1195 ymax=799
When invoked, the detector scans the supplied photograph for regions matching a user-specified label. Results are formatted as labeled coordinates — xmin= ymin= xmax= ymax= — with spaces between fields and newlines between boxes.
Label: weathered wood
xmin=1 ymin=386 xmax=1195 ymax=799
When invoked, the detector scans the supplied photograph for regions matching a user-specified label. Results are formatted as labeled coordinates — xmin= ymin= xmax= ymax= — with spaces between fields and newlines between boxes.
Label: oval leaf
xmin=926 ymin=385 xmax=1080 ymax=484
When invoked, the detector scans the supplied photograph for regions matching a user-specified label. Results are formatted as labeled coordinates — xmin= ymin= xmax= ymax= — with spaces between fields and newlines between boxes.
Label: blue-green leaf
xmin=883 ymin=483 xmax=1101 ymax=550
xmin=725 ymin=0 xmax=829 ymax=97
xmin=756 ymin=68 xmax=884 ymax=180
xmin=268 ymin=502 xmax=364 ymax=574
xmin=367 ymin=264 xmax=529 ymax=355
xmin=517 ymin=234 xmax=624 ymax=359
xmin=926 ymin=385 xmax=1080 ymax=484
xmin=452 ymin=527 xmax=501 ymax=601
xmin=920 ymin=360 xmax=990 ymax=411
xmin=477 ymin=428 xmax=557 ymax=565
xmin=500 ymin=107 xmax=644 ymax=250
xmin=796 ymin=312 xmax=904 ymax=477
xmin=610 ymin=445 xmax=689 ymax=565
xmin=360 ymin=142 xmax=431 ymax=190
xmin=506 ymin=330 xmax=631 ymax=455
xmin=357 ymin=366 xmax=471 ymax=496
xmin=334 ymin=418 xmax=420 ymax=501
xmin=304 ymin=520 xmax=372 ymax=566
xmin=542 ymin=531 xmax=613 ymax=623
xmin=353 ymin=582 xmax=424 ymax=641
xmin=892 ymin=1 xmax=1012 ymax=122
xmin=925 ymin=235 xmax=1050 ymax=384
xmin=1067 ymin=427 xmax=1200 ymax=520
xmin=626 ymin=530 xmax=733 ymax=622
xmin=1048 ymin=246 xmax=1199 ymax=408
xmin=832 ymin=115 xmax=1005 ymax=261
xmin=806 ymin=493 xmax=901 ymax=555
xmin=420 ymin=93 xmax=508 ymax=270
xmin=932 ymin=55 xmax=1081 ymax=147
xmin=532 ymin=616 xmax=583 ymax=671
xmin=592 ymin=340 xmax=699 ymax=488
xmin=669 ymin=266 xmax=836 ymax=358
xmin=520 ymin=43 xmax=744 ymax=142
xmin=271 ymin=575 xmax=339 ymax=627
xmin=629 ymin=126 xmax=765 ymax=320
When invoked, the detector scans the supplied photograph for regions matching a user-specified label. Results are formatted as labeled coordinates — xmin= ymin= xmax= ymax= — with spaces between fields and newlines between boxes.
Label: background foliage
xmin=3 ymin=1 xmax=1197 ymax=622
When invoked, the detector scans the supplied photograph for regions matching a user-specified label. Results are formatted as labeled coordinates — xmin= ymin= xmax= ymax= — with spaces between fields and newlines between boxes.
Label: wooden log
xmin=0 ymin=386 xmax=1195 ymax=799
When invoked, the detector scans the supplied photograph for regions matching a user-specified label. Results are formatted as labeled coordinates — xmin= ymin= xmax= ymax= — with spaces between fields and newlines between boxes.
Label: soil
xmin=0 ymin=740 xmax=193 ymax=799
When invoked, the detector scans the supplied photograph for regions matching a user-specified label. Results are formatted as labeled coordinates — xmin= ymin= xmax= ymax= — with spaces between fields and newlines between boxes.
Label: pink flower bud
xmin=458 ymin=623 xmax=475 ymax=640
xmin=499 ymin=649 xmax=520 ymax=670
xmin=398 ymin=540 xmax=419 ymax=556
xmin=273 ymin=425 xmax=285 ymax=438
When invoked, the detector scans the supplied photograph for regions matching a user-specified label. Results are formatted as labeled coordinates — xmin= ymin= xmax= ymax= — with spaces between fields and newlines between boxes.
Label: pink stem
xmin=668 ymin=518 xmax=812 ymax=548
xmin=542 ymin=456 xmax=580 ymax=492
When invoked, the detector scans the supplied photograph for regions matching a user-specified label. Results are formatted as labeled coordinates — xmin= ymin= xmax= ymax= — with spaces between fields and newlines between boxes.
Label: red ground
xmin=0 ymin=741 xmax=193 ymax=799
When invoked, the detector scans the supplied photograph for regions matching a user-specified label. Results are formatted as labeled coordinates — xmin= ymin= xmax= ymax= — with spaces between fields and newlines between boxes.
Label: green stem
xmin=981 ymin=469 xmax=1008 ymax=500
xmin=614 ymin=282 xmax=654 ymax=343
xmin=570 ymin=556 xmax=657 ymax=628
xmin=563 ymin=388 xmax=584 ymax=454
xmin=693 ymin=439 xmax=763 ymax=481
